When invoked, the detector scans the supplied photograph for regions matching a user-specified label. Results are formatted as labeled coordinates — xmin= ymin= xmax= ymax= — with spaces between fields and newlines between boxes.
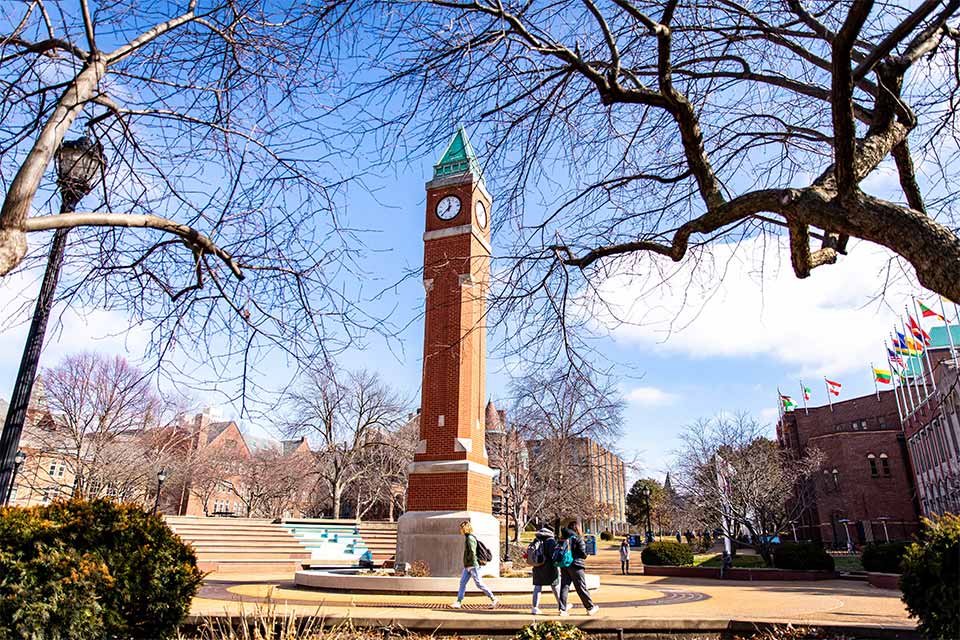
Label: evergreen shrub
xmin=0 ymin=499 xmax=203 ymax=640
xmin=861 ymin=542 xmax=910 ymax=573
xmin=771 ymin=542 xmax=835 ymax=571
xmin=600 ymin=530 xmax=613 ymax=541
xmin=515 ymin=621 xmax=586 ymax=640
xmin=900 ymin=514 xmax=960 ymax=639
xmin=640 ymin=540 xmax=693 ymax=566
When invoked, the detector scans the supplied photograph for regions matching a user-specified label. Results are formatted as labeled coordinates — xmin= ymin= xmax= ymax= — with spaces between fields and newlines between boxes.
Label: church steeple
xmin=433 ymin=126 xmax=481 ymax=178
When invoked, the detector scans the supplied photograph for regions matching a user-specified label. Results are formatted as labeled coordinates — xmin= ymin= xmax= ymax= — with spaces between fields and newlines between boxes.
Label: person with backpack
xmin=556 ymin=526 xmax=599 ymax=616
xmin=618 ymin=537 xmax=631 ymax=575
xmin=451 ymin=521 xmax=499 ymax=609
xmin=527 ymin=526 xmax=562 ymax=615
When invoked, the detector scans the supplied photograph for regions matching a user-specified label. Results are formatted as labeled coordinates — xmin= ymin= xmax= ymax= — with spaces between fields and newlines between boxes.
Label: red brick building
xmin=778 ymin=390 xmax=919 ymax=546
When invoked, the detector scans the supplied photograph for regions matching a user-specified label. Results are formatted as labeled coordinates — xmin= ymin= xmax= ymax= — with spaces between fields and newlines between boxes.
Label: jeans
xmin=456 ymin=566 xmax=495 ymax=601
xmin=560 ymin=566 xmax=594 ymax=610
xmin=532 ymin=583 xmax=562 ymax=610
xmin=620 ymin=559 xmax=629 ymax=574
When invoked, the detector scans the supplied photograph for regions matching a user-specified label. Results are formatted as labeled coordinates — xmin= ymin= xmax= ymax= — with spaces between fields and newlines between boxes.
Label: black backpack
xmin=475 ymin=537 xmax=493 ymax=565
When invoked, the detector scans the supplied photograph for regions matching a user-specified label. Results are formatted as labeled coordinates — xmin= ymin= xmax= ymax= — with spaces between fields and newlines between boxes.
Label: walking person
xmin=619 ymin=538 xmax=631 ymax=575
xmin=528 ymin=526 xmax=562 ymax=615
xmin=557 ymin=526 xmax=599 ymax=616
xmin=451 ymin=521 xmax=498 ymax=609
xmin=675 ymin=530 xmax=682 ymax=544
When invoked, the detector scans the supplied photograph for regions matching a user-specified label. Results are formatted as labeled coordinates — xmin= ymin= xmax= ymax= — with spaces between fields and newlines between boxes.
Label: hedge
xmin=771 ymin=542 xmax=834 ymax=572
xmin=861 ymin=542 xmax=910 ymax=574
xmin=640 ymin=541 xmax=693 ymax=566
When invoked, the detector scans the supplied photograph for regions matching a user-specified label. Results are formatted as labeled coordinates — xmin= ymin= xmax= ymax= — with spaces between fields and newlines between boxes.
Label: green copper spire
xmin=433 ymin=126 xmax=481 ymax=178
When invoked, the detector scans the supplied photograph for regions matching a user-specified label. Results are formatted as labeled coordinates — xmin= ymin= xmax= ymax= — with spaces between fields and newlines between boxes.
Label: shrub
xmin=600 ymin=530 xmax=613 ymax=541
xmin=771 ymin=542 xmax=835 ymax=572
xmin=640 ymin=541 xmax=694 ymax=566
xmin=515 ymin=621 xmax=586 ymax=640
xmin=0 ymin=499 xmax=203 ymax=640
xmin=861 ymin=542 xmax=910 ymax=574
xmin=900 ymin=514 xmax=960 ymax=640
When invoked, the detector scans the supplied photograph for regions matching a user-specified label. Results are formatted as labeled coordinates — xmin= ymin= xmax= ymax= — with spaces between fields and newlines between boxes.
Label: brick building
xmin=778 ymin=390 xmax=919 ymax=546
xmin=898 ymin=325 xmax=960 ymax=516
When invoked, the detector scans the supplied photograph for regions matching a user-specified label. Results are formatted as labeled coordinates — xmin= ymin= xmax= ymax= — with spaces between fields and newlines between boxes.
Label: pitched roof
xmin=485 ymin=399 xmax=503 ymax=433
xmin=206 ymin=421 xmax=234 ymax=444
xmin=281 ymin=437 xmax=310 ymax=455
xmin=433 ymin=126 xmax=481 ymax=178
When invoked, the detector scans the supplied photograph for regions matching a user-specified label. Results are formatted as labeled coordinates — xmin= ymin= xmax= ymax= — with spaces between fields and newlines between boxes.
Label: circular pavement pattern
xmin=199 ymin=581 xmax=710 ymax=609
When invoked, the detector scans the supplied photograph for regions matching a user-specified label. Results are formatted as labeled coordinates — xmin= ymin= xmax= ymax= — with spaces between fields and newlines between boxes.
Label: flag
xmin=887 ymin=348 xmax=904 ymax=366
xmin=895 ymin=332 xmax=922 ymax=356
xmin=802 ymin=385 xmax=811 ymax=401
xmin=908 ymin=315 xmax=932 ymax=346
xmin=780 ymin=394 xmax=798 ymax=411
xmin=873 ymin=368 xmax=892 ymax=384
xmin=826 ymin=379 xmax=842 ymax=396
xmin=919 ymin=300 xmax=945 ymax=322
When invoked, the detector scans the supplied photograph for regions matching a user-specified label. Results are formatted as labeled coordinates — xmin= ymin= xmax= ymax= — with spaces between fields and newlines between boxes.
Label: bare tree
xmin=285 ymin=366 xmax=407 ymax=519
xmin=673 ymin=413 xmax=823 ymax=566
xmin=334 ymin=0 xmax=960 ymax=363
xmin=39 ymin=352 xmax=160 ymax=498
xmin=509 ymin=367 xmax=625 ymax=527
xmin=352 ymin=418 xmax=418 ymax=520
xmin=1 ymin=1 xmax=368 ymax=398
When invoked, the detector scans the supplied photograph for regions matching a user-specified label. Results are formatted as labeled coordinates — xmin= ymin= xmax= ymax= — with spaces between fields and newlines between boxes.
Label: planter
xmin=867 ymin=571 xmax=901 ymax=590
xmin=642 ymin=565 xmax=837 ymax=581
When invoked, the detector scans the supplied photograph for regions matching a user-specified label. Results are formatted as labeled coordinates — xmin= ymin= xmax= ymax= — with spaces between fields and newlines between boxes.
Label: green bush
xmin=861 ymin=542 xmax=910 ymax=573
xmin=771 ymin=542 xmax=835 ymax=572
xmin=0 ymin=499 xmax=203 ymax=640
xmin=600 ymin=530 xmax=613 ymax=541
xmin=900 ymin=514 xmax=960 ymax=639
xmin=640 ymin=540 xmax=694 ymax=566
xmin=515 ymin=621 xmax=586 ymax=640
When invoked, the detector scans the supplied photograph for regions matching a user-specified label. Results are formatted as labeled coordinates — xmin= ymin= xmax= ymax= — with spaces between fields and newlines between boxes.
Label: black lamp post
xmin=153 ymin=469 xmax=167 ymax=515
xmin=0 ymin=137 xmax=105 ymax=502
xmin=3 ymin=450 xmax=27 ymax=506
xmin=641 ymin=485 xmax=652 ymax=541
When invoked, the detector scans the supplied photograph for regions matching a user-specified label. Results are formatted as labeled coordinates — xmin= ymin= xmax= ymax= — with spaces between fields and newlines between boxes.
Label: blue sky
xmin=1 ymin=130 xmax=946 ymax=486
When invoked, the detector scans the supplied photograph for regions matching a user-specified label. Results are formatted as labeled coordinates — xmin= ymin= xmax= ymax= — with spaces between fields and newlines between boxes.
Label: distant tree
xmin=626 ymin=478 xmax=672 ymax=534
xmin=285 ymin=366 xmax=407 ymax=519
xmin=509 ymin=367 xmax=624 ymax=528
xmin=673 ymin=413 xmax=823 ymax=566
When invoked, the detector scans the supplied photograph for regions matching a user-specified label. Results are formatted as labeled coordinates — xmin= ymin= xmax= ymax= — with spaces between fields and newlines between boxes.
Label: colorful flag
xmin=826 ymin=379 xmax=842 ymax=396
xmin=780 ymin=394 xmax=798 ymax=411
xmin=919 ymin=300 xmax=945 ymax=322
xmin=895 ymin=332 xmax=922 ymax=356
xmin=887 ymin=347 xmax=904 ymax=366
xmin=908 ymin=315 xmax=932 ymax=345
xmin=802 ymin=385 xmax=811 ymax=401
xmin=873 ymin=368 xmax=892 ymax=384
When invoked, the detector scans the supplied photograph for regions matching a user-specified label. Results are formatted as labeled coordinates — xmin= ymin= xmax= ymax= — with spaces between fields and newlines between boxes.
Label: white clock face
xmin=436 ymin=195 xmax=461 ymax=221
xmin=476 ymin=201 xmax=488 ymax=229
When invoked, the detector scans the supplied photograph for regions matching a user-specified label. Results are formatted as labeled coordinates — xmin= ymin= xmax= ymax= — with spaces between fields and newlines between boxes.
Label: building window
xmin=832 ymin=469 xmax=840 ymax=490
xmin=47 ymin=462 xmax=65 ymax=478
xmin=868 ymin=454 xmax=878 ymax=477
xmin=880 ymin=453 xmax=891 ymax=476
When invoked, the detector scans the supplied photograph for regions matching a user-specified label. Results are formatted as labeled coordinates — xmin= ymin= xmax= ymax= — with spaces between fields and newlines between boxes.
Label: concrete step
xmin=189 ymin=543 xmax=308 ymax=552
xmin=197 ymin=559 xmax=304 ymax=573
xmin=196 ymin=551 xmax=311 ymax=560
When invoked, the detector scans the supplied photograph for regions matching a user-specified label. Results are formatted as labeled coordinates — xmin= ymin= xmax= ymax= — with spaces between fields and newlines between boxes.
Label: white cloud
xmin=759 ymin=407 xmax=780 ymax=423
xmin=586 ymin=236 xmax=928 ymax=377
xmin=624 ymin=385 xmax=678 ymax=407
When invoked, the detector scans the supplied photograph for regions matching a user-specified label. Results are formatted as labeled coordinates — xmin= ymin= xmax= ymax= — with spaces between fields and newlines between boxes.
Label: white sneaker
xmin=489 ymin=598 xmax=499 ymax=609
xmin=559 ymin=609 xmax=569 ymax=617
xmin=531 ymin=607 xmax=541 ymax=615
xmin=587 ymin=606 xmax=600 ymax=616
xmin=450 ymin=601 xmax=462 ymax=609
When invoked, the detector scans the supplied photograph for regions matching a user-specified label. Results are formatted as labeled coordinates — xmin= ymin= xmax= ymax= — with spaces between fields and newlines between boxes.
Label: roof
xmin=433 ymin=126 xmax=481 ymax=178
xmin=485 ymin=399 xmax=503 ymax=433
xmin=206 ymin=421 xmax=234 ymax=444
xmin=928 ymin=324 xmax=960 ymax=349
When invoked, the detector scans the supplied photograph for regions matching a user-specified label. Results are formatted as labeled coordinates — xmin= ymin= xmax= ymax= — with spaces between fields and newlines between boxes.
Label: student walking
xmin=451 ymin=521 xmax=498 ymax=609
xmin=618 ymin=538 xmax=631 ymax=575
xmin=528 ymin=527 xmax=562 ymax=614
xmin=557 ymin=526 xmax=599 ymax=616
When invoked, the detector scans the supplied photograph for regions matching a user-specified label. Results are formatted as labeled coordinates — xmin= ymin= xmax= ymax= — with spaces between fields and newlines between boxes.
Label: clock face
xmin=436 ymin=195 xmax=461 ymax=221
xmin=476 ymin=201 xmax=488 ymax=229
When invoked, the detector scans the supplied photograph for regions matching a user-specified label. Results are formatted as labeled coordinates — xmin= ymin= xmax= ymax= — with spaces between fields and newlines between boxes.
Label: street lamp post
xmin=838 ymin=518 xmax=855 ymax=553
xmin=877 ymin=516 xmax=891 ymax=543
xmin=3 ymin=450 xmax=27 ymax=506
xmin=641 ymin=485 xmax=652 ymax=542
xmin=790 ymin=520 xmax=799 ymax=541
xmin=0 ymin=137 xmax=105 ymax=502
xmin=153 ymin=469 xmax=168 ymax=515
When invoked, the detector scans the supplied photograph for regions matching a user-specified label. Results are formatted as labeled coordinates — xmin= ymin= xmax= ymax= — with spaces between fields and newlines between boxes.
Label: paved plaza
xmin=189 ymin=545 xmax=916 ymax=635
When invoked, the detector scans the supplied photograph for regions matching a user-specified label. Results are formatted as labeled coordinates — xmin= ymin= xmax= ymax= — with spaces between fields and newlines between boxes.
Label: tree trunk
xmin=332 ymin=482 xmax=342 ymax=519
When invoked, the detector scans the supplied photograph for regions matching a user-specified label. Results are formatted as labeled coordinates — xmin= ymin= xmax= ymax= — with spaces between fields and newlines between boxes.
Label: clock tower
xmin=395 ymin=127 xmax=500 ymax=577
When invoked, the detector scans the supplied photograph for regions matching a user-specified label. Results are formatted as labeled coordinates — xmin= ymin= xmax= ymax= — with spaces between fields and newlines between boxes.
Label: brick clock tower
xmin=396 ymin=127 xmax=500 ymax=577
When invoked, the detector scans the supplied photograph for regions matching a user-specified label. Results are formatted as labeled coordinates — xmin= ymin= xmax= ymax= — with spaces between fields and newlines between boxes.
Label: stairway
xmin=279 ymin=519 xmax=398 ymax=568
xmin=165 ymin=516 xmax=311 ymax=574
xmin=358 ymin=521 xmax=398 ymax=566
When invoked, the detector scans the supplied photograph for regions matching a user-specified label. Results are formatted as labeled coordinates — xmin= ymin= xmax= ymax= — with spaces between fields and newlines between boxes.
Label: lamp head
xmin=14 ymin=450 xmax=26 ymax=465
xmin=55 ymin=136 xmax=105 ymax=201
xmin=157 ymin=469 xmax=168 ymax=483
xmin=641 ymin=485 xmax=651 ymax=497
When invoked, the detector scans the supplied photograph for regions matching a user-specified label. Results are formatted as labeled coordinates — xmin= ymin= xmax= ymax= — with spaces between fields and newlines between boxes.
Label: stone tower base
xmin=396 ymin=510 xmax=500 ymax=577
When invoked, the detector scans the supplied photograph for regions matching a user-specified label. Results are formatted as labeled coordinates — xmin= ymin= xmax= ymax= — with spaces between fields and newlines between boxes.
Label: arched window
xmin=880 ymin=453 xmax=891 ymax=476
xmin=868 ymin=454 xmax=878 ymax=477
xmin=832 ymin=468 xmax=840 ymax=490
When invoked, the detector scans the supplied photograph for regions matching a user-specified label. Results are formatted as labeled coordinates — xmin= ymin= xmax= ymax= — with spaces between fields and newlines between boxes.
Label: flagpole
xmin=887 ymin=348 xmax=904 ymax=424
xmin=894 ymin=329 xmax=918 ymax=415
xmin=800 ymin=379 xmax=808 ymax=414
xmin=912 ymin=298 xmax=940 ymax=402
xmin=902 ymin=315 xmax=928 ymax=404
xmin=776 ymin=387 xmax=784 ymax=423
xmin=937 ymin=296 xmax=959 ymax=367
xmin=871 ymin=362 xmax=880 ymax=401
xmin=824 ymin=377 xmax=833 ymax=412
